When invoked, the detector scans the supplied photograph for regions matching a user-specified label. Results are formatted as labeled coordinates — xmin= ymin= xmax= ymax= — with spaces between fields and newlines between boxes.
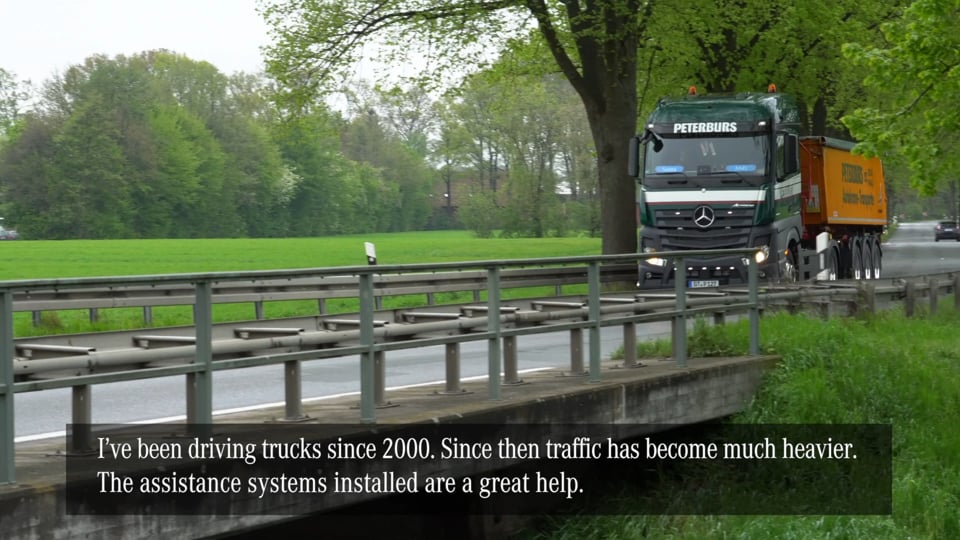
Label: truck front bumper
xmin=639 ymin=254 xmax=777 ymax=289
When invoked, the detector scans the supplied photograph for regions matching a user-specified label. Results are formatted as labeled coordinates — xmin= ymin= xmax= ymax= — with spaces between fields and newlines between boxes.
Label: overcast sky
xmin=0 ymin=0 xmax=270 ymax=85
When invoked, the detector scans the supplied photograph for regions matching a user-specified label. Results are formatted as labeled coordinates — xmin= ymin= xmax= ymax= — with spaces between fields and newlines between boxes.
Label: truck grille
xmin=653 ymin=207 xmax=755 ymax=250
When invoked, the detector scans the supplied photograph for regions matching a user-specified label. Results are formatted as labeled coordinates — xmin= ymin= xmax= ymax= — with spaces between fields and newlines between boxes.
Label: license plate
xmin=688 ymin=280 xmax=719 ymax=288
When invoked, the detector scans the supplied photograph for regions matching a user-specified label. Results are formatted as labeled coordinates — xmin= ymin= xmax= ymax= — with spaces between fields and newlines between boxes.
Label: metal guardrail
xmin=11 ymin=264 xmax=638 ymax=325
xmin=17 ymin=250 xmax=960 ymax=485
xmin=3 ymin=248 xmax=959 ymax=485
xmin=1 ymin=249 xmax=768 ymax=484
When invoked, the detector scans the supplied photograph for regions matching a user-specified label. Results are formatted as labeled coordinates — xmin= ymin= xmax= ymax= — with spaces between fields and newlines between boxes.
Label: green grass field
xmin=0 ymin=231 xmax=601 ymax=280
xmin=0 ymin=231 xmax=602 ymax=336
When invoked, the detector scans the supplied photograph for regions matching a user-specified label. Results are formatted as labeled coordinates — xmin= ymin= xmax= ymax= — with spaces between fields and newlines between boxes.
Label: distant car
xmin=0 ymin=226 xmax=19 ymax=240
xmin=934 ymin=220 xmax=960 ymax=241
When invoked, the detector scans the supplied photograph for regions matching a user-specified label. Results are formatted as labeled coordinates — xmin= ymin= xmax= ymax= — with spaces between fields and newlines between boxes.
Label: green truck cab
xmin=628 ymin=89 xmax=802 ymax=288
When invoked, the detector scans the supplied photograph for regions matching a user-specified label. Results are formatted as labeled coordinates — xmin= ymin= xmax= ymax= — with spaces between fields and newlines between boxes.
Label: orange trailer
xmin=800 ymin=136 xmax=887 ymax=228
xmin=797 ymin=136 xmax=887 ymax=281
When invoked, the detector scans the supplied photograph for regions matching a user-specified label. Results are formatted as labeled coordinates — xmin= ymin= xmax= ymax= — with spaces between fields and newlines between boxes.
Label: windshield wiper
xmin=648 ymin=170 xmax=690 ymax=184
xmin=695 ymin=169 xmax=748 ymax=183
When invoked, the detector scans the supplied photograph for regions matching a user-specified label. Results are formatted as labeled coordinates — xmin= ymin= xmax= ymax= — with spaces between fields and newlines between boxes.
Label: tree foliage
xmin=0 ymin=67 xmax=29 ymax=138
xmin=0 ymin=52 xmax=429 ymax=239
xmin=843 ymin=0 xmax=960 ymax=195
xmin=0 ymin=0 xmax=942 ymax=242
xmin=647 ymin=0 xmax=905 ymax=136
xmin=261 ymin=0 xmax=654 ymax=254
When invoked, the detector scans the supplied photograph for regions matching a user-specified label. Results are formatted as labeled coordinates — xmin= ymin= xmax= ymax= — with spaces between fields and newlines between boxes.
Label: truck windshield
xmin=643 ymin=135 xmax=768 ymax=186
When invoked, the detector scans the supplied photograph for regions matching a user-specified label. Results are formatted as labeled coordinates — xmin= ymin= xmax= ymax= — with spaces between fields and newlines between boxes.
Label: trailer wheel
xmin=851 ymin=238 xmax=864 ymax=280
xmin=862 ymin=240 xmax=874 ymax=279
xmin=838 ymin=242 xmax=852 ymax=279
xmin=871 ymin=237 xmax=882 ymax=278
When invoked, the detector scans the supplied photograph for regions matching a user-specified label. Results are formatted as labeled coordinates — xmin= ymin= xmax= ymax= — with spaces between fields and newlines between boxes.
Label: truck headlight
xmin=754 ymin=245 xmax=770 ymax=264
xmin=643 ymin=247 xmax=666 ymax=267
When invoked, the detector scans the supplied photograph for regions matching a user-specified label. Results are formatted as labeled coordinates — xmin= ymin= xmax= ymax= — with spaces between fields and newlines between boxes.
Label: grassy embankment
xmin=528 ymin=301 xmax=960 ymax=539
xmin=0 ymin=231 xmax=600 ymax=336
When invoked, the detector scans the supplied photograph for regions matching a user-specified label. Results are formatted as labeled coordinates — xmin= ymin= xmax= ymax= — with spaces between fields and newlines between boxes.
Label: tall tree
xmin=341 ymin=107 xmax=432 ymax=231
xmin=431 ymin=100 xmax=474 ymax=226
xmin=451 ymin=73 xmax=507 ymax=194
xmin=0 ymin=116 xmax=58 ymax=235
xmin=260 ymin=0 xmax=655 ymax=254
xmin=376 ymin=84 xmax=435 ymax=157
xmin=51 ymin=94 xmax=133 ymax=238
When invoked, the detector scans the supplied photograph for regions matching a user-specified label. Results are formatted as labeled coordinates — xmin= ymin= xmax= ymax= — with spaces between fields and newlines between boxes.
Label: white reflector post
xmin=816 ymin=232 xmax=830 ymax=280
xmin=364 ymin=242 xmax=377 ymax=265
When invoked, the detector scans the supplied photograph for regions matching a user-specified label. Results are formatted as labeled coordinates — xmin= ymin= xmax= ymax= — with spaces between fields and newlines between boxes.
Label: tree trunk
xmin=587 ymin=91 xmax=638 ymax=255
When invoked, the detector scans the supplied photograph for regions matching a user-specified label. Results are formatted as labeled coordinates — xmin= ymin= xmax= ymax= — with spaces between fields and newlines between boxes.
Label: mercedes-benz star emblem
xmin=693 ymin=205 xmax=715 ymax=228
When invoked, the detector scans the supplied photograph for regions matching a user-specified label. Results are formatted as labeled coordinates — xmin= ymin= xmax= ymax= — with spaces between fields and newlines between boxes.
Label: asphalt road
xmin=14 ymin=320 xmax=672 ymax=441
xmin=881 ymin=220 xmax=960 ymax=277
xmin=13 ymin=221 xmax=960 ymax=441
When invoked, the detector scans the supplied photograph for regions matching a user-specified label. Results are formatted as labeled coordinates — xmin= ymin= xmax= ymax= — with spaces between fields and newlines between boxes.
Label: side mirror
xmin=630 ymin=129 xmax=663 ymax=178
xmin=642 ymin=129 xmax=664 ymax=153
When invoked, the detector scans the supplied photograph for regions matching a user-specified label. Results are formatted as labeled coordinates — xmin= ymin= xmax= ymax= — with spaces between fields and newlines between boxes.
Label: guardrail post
xmin=88 ymin=308 xmax=98 ymax=324
xmin=187 ymin=280 xmax=214 ymax=436
xmin=817 ymin=300 xmax=831 ymax=320
xmin=442 ymin=343 xmax=464 ymax=394
xmin=70 ymin=385 xmax=93 ymax=453
xmin=254 ymin=301 xmax=264 ymax=320
xmin=955 ymin=274 xmax=960 ymax=310
xmin=142 ymin=306 xmax=153 ymax=326
xmin=859 ymin=282 xmax=876 ymax=316
xmin=374 ymin=350 xmax=388 ymax=407
xmin=1 ymin=290 xmax=15 ymax=484
xmin=905 ymin=281 xmax=916 ymax=318
xmin=622 ymin=322 xmax=639 ymax=368
xmin=282 ymin=360 xmax=307 ymax=421
xmin=503 ymin=336 xmax=522 ymax=384
xmin=373 ymin=275 xmax=383 ymax=310
xmin=487 ymin=266 xmax=502 ymax=401
xmin=569 ymin=328 xmax=584 ymax=375
xmin=929 ymin=278 xmax=939 ymax=315
xmin=748 ymin=257 xmax=760 ymax=356
xmin=359 ymin=272 xmax=376 ymax=422
xmin=672 ymin=257 xmax=687 ymax=367
xmin=32 ymin=311 xmax=40 ymax=327
xmin=588 ymin=261 xmax=602 ymax=382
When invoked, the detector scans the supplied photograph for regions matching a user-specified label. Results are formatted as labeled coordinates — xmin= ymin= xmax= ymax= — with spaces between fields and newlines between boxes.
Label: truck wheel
xmin=783 ymin=244 xmax=799 ymax=283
